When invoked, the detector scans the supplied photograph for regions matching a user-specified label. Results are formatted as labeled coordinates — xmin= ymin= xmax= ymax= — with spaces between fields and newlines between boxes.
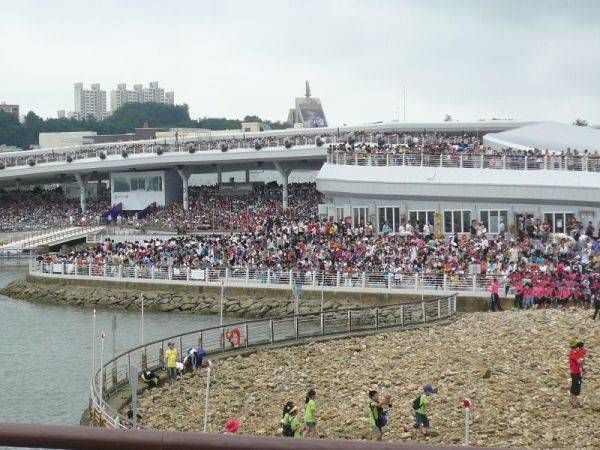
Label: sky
xmin=1 ymin=0 xmax=599 ymax=125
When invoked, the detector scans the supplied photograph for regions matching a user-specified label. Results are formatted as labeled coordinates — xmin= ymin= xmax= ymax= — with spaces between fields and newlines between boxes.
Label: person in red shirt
xmin=568 ymin=338 xmax=585 ymax=408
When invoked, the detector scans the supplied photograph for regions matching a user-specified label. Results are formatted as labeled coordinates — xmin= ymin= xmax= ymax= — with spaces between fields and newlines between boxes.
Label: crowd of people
xmin=4 ymin=128 xmax=598 ymax=171
xmin=0 ymin=183 xmax=322 ymax=234
xmin=39 ymin=210 xmax=599 ymax=306
xmin=0 ymin=188 xmax=109 ymax=232
xmin=121 ymin=183 xmax=323 ymax=232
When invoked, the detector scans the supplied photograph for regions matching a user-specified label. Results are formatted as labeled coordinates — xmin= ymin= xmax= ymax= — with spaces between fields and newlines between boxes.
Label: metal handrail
xmin=327 ymin=150 xmax=600 ymax=173
xmin=90 ymin=294 xmax=457 ymax=429
xmin=0 ymin=136 xmax=335 ymax=169
xmin=0 ymin=421 xmax=494 ymax=449
xmin=30 ymin=262 xmax=499 ymax=296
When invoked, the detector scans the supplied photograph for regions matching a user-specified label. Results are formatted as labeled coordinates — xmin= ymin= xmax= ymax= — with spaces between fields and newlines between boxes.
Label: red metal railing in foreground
xmin=0 ymin=422 xmax=502 ymax=450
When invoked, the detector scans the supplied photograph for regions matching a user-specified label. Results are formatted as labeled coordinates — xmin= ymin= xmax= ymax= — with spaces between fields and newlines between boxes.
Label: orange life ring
xmin=225 ymin=327 xmax=241 ymax=348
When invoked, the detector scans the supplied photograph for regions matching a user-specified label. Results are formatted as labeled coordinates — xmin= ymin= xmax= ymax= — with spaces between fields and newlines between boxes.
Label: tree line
xmin=0 ymin=102 xmax=290 ymax=149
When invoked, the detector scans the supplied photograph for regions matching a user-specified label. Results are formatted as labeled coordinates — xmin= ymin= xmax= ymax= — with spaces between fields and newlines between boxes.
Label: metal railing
xmin=90 ymin=294 xmax=457 ymax=429
xmin=327 ymin=150 xmax=600 ymax=173
xmin=0 ymin=135 xmax=335 ymax=169
xmin=31 ymin=261 xmax=499 ymax=296
xmin=0 ymin=421 xmax=489 ymax=450
xmin=0 ymin=249 xmax=32 ymax=265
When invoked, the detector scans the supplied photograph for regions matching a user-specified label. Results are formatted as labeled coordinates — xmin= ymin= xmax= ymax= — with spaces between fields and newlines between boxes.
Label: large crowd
xmin=40 ymin=210 xmax=600 ymax=304
xmin=0 ymin=188 xmax=109 ymax=232
xmin=121 ymin=183 xmax=323 ymax=232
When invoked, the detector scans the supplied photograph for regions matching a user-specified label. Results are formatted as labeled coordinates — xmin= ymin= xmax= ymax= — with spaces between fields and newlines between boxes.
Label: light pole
xmin=220 ymin=281 xmax=224 ymax=326
xmin=140 ymin=293 xmax=144 ymax=345
xmin=203 ymin=360 xmax=213 ymax=432
xmin=91 ymin=309 xmax=96 ymax=378
xmin=100 ymin=331 xmax=106 ymax=401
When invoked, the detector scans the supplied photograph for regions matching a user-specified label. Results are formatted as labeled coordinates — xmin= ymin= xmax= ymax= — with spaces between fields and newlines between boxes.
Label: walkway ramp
xmin=0 ymin=226 xmax=106 ymax=250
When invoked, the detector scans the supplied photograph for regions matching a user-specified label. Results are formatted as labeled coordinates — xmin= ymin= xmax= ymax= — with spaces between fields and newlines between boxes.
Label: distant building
xmin=74 ymin=83 xmax=107 ymax=121
xmin=241 ymin=122 xmax=262 ymax=133
xmin=85 ymin=127 xmax=169 ymax=144
xmin=57 ymin=110 xmax=66 ymax=119
xmin=39 ymin=131 xmax=97 ymax=149
xmin=286 ymin=81 xmax=327 ymax=128
xmin=0 ymin=102 xmax=19 ymax=119
xmin=110 ymin=81 xmax=175 ymax=112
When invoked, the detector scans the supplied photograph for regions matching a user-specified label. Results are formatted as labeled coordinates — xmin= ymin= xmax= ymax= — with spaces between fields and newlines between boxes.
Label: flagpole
xmin=92 ymin=309 xmax=96 ymax=377
xmin=100 ymin=331 xmax=106 ymax=401
xmin=140 ymin=293 xmax=144 ymax=345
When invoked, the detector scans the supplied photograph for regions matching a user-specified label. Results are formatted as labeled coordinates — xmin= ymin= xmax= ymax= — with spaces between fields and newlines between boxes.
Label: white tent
xmin=483 ymin=122 xmax=600 ymax=153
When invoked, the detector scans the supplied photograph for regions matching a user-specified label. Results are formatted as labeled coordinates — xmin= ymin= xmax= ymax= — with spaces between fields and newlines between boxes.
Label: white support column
xmin=74 ymin=174 xmax=89 ymax=213
xmin=176 ymin=168 xmax=190 ymax=211
xmin=273 ymin=162 xmax=291 ymax=211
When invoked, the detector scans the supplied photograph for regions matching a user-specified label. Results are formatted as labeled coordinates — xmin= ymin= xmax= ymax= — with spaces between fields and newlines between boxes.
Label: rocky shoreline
xmin=136 ymin=309 xmax=598 ymax=448
xmin=0 ymin=276 xmax=446 ymax=319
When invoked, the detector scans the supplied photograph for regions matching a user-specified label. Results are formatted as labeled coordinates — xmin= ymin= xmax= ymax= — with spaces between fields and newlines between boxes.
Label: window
xmin=444 ymin=210 xmax=471 ymax=233
xmin=408 ymin=210 xmax=435 ymax=228
xmin=378 ymin=206 xmax=401 ymax=232
xmin=147 ymin=176 xmax=163 ymax=191
xmin=543 ymin=212 xmax=576 ymax=233
xmin=352 ymin=207 xmax=369 ymax=228
xmin=113 ymin=177 xmax=130 ymax=192
xmin=130 ymin=177 xmax=146 ymax=191
xmin=480 ymin=210 xmax=508 ymax=233
xmin=335 ymin=207 xmax=345 ymax=221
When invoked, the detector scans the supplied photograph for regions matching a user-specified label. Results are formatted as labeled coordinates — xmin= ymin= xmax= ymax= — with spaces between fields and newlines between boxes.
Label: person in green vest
xmin=281 ymin=402 xmax=302 ymax=438
xmin=368 ymin=390 xmax=392 ymax=441
xmin=303 ymin=389 xmax=318 ymax=438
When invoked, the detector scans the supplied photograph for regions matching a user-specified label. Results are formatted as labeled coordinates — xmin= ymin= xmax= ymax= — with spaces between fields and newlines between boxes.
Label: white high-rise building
xmin=110 ymin=81 xmax=175 ymax=112
xmin=74 ymin=83 xmax=107 ymax=121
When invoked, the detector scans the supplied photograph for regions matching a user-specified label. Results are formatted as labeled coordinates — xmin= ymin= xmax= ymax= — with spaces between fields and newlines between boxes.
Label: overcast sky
xmin=1 ymin=0 xmax=599 ymax=125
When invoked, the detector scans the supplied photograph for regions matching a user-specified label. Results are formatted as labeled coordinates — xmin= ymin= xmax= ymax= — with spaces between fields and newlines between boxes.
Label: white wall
xmin=39 ymin=131 xmax=97 ymax=149
xmin=111 ymin=170 xmax=172 ymax=211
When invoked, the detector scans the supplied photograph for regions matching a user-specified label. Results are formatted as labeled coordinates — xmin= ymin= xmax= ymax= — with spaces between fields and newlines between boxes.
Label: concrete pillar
xmin=273 ymin=162 xmax=291 ymax=210
xmin=176 ymin=168 xmax=190 ymax=210
xmin=245 ymin=169 xmax=250 ymax=183
xmin=74 ymin=174 xmax=89 ymax=213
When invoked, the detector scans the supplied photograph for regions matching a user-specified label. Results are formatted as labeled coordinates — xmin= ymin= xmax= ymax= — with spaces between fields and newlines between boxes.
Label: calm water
xmin=0 ymin=267 xmax=238 ymax=426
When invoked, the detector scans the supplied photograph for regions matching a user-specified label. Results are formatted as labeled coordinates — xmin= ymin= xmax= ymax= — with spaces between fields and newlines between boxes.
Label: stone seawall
xmin=0 ymin=275 xmax=507 ymax=318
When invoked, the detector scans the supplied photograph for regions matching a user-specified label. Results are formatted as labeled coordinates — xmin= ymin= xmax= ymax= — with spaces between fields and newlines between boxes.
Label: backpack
xmin=281 ymin=414 xmax=294 ymax=437
xmin=371 ymin=405 xmax=388 ymax=428
xmin=412 ymin=396 xmax=422 ymax=411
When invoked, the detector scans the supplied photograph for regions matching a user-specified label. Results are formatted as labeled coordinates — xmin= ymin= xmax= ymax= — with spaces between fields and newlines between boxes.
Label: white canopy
xmin=483 ymin=122 xmax=600 ymax=153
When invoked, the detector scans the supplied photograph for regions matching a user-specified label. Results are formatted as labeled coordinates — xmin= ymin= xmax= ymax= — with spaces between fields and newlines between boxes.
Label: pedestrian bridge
xmin=0 ymin=226 xmax=106 ymax=250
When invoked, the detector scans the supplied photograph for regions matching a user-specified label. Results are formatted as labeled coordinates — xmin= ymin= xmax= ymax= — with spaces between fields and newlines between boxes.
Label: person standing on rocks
xmin=281 ymin=402 xmax=302 ymax=438
xmin=568 ymin=338 xmax=586 ymax=408
xmin=303 ymin=389 xmax=318 ymax=438
xmin=490 ymin=277 xmax=501 ymax=312
xmin=165 ymin=342 xmax=178 ymax=385
xmin=404 ymin=384 xmax=435 ymax=437
xmin=368 ymin=390 xmax=391 ymax=441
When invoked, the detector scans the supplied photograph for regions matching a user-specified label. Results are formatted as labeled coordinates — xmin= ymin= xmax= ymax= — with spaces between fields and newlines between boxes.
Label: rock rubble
xmin=137 ymin=309 xmax=599 ymax=448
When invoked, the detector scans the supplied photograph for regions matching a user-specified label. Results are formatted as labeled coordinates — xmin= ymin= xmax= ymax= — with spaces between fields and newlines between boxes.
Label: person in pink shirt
xmin=490 ymin=277 xmax=501 ymax=311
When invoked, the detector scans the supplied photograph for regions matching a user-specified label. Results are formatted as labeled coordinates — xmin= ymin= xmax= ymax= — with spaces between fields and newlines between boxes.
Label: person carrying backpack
xmin=281 ymin=402 xmax=301 ymax=438
xmin=404 ymin=384 xmax=436 ymax=436
xmin=368 ymin=390 xmax=391 ymax=441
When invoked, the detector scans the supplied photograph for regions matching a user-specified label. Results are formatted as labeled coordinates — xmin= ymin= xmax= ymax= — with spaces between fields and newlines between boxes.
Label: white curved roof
xmin=316 ymin=164 xmax=600 ymax=207
xmin=483 ymin=122 xmax=600 ymax=153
